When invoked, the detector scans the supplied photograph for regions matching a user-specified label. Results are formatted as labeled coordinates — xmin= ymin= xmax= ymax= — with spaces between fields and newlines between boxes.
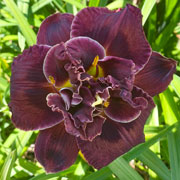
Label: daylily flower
xmin=9 ymin=5 xmax=176 ymax=173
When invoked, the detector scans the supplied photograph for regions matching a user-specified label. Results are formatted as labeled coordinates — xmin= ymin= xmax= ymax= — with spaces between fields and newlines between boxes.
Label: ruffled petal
xmin=46 ymin=93 xmax=66 ymax=112
xmin=135 ymin=51 xmax=177 ymax=96
xmin=35 ymin=122 xmax=78 ymax=173
xmin=43 ymin=43 xmax=70 ymax=87
xmin=77 ymin=89 xmax=154 ymax=169
xmin=66 ymin=37 xmax=105 ymax=70
xmin=37 ymin=13 xmax=74 ymax=46
xmin=9 ymin=45 xmax=64 ymax=131
xmin=71 ymin=5 xmax=151 ymax=72
xmin=104 ymin=97 xmax=142 ymax=123
xmin=85 ymin=115 xmax=105 ymax=141
xmin=98 ymin=56 xmax=135 ymax=90
xmin=104 ymin=86 xmax=151 ymax=123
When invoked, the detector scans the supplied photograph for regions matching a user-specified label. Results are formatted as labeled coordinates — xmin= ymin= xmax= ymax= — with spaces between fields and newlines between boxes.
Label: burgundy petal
xmin=77 ymin=89 xmax=154 ymax=169
xmin=66 ymin=37 xmax=105 ymax=70
xmin=98 ymin=56 xmax=135 ymax=90
xmin=35 ymin=122 xmax=78 ymax=173
xmin=71 ymin=5 xmax=151 ymax=72
xmin=104 ymin=97 xmax=142 ymax=123
xmin=135 ymin=51 xmax=177 ymax=96
xmin=85 ymin=115 xmax=105 ymax=141
xmin=9 ymin=45 xmax=64 ymax=131
xmin=46 ymin=93 xmax=66 ymax=112
xmin=43 ymin=43 xmax=70 ymax=87
xmin=37 ymin=13 xmax=74 ymax=46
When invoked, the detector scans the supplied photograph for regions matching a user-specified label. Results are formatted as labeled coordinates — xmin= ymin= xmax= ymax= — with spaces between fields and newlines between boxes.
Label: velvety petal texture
xmin=99 ymin=56 xmax=135 ymax=90
xmin=9 ymin=45 xmax=64 ymax=130
xmin=43 ymin=43 xmax=69 ymax=87
xmin=9 ymin=4 xmax=177 ymax=173
xmin=35 ymin=122 xmax=78 ymax=173
xmin=66 ymin=37 xmax=105 ymax=70
xmin=135 ymin=51 xmax=177 ymax=96
xmin=71 ymin=5 xmax=152 ymax=72
xmin=37 ymin=13 xmax=74 ymax=46
xmin=77 ymin=87 xmax=155 ymax=169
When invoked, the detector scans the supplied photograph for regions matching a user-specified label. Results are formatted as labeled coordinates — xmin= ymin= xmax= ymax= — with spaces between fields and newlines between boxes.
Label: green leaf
xmin=83 ymin=167 xmax=112 ymax=180
xmin=3 ymin=0 xmax=36 ymax=46
xmin=0 ymin=150 xmax=16 ymax=180
xmin=123 ymin=122 xmax=178 ymax=161
xmin=18 ymin=31 xmax=26 ymax=52
xmin=63 ymin=0 xmax=86 ymax=9
xmin=138 ymin=149 xmax=170 ymax=180
xmin=32 ymin=0 xmax=53 ymax=13
xmin=141 ymin=0 xmax=156 ymax=25
xmin=89 ymin=0 xmax=100 ymax=7
xmin=153 ymin=1 xmax=180 ymax=51
xmin=171 ymin=74 xmax=180 ymax=97
xmin=167 ymin=126 xmax=180 ymax=180
xmin=106 ymin=0 xmax=124 ymax=10
xmin=29 ymin=165 xmax=76 ymax=180
xmin=99 ymin=0 xmax=108 ymax=7
xmin=159 ymin=88 xmax=179 ymax=125
xmin=108 ymin=157 xmax=143 ymax=180
xmin=0 ymin=19 xmax=17 ymax=27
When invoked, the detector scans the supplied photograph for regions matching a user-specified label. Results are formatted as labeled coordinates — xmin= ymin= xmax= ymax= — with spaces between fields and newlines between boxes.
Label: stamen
xmin=49 ymin=76 xmax=55 ymax=85
xmin=104 ymin=101 xmax=109 ymax=108
xmin=92 ymin=95 xmax=103 ymax=107
xmin=92 ymin=55 xmax=99 ymax=67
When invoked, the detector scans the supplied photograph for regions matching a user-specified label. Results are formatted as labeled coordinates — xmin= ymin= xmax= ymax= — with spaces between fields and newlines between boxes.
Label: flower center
xmin=87 ymin=55 xmax=104 ymax=79
xmin=92 ymin=95 xmax=109 ymax=108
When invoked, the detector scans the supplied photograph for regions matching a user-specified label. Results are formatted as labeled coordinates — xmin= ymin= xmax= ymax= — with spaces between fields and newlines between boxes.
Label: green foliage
xmin=0 ymin=0 xmax=180 ymax=179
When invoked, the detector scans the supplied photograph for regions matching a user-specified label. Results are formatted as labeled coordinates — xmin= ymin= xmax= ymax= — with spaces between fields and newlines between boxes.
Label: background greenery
xmin=0 ymin=0 xmax=180 ymax=179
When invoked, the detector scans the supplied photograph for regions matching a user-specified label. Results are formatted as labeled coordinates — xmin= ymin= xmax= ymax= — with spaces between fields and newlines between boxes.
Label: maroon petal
xmin=46 ymin=93 xmax=65 ymax=112
xmin=104 ymin=97 xmax=142 ymax=123
xmin=71 ymin=5 xmax=151 ymax=72
xmin=37 ymin=13 xmax=74 ymax=46
xmin=85 ymin=115 xmax=105 ymax=141
xmin=9 ymin=45 xmax=64 ymax=131
xmin=66 ymin=37 xmax=105 ymax=70
xmin=98 ymin=56 xmax=135 ymax=90
xmin=77 ymin=90 xmax=154 ymax=169
xmin=135 ymin=51 xmax=177 ymax=96
xmin=35 ymin=122 xmax=78 ymax=173
xmin=43 ymin=43 xmax=70 ymax=87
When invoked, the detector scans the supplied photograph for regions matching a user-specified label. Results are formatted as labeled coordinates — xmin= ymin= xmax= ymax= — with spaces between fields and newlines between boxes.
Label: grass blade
xmin=123 ymin=122 xmax=177 ymax=161
xmin=63 ymin=0 xmax=86 ymax=9
xmin=32 ymin=0 xmax=53 ymax=13
xmin=167 ymin=127 xmax=180 ymax=180
xmin=0 ymin=150 xmax=16 ymax=180
xmin=83 ymin=167 xmax=112 ymax=180
xmin=138 ymin=149 xmax=171 ymax=180
xmin=108 ymin=157 xmax=143 ymax=180
xmin=141 ymin=0 xmax=156 ymax=25
xmin=3 ymin=0 xmax=36 ymax=46
xmin=89 ymin=0 xmax=100 ymax=7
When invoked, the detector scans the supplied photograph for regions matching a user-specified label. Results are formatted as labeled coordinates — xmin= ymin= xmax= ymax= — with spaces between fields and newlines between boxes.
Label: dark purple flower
xmin=9 ymin=5 xmax=176 ymax=173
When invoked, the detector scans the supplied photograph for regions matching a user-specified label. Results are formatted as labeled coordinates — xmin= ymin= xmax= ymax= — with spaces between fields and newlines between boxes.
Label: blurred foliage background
xmin=0 ymin=0 xmax=180 ymax=179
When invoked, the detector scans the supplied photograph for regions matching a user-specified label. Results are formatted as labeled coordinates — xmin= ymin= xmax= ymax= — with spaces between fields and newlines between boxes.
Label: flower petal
xmin=77 ymin=89 xmax=154 ymax=169
xmin=85 ymin=115 xmax=105 ymax=141
xmin=43 ymin=43 xmax=70 ymax=87
xmin=104 ymin=97 xmax=142 ymax=123
xmin=135 ymin=51 xmax=177 ymax=96
xmin=66 ymin=37 xmax=105 ymax=70
xmin=104 ymin=86 xmax=152 ymax=123
xmin=9 ymin=45 xmax=64 ymax=131
xmin=71 ymin=5 xmax=151 ymax=72
xmin=35 ymin=122 xmax=78 ymax=173
xmin=37 ymin=13 xmax=74 ymax=46
xmin=98 ymin=56 xmax=135 ymax=90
